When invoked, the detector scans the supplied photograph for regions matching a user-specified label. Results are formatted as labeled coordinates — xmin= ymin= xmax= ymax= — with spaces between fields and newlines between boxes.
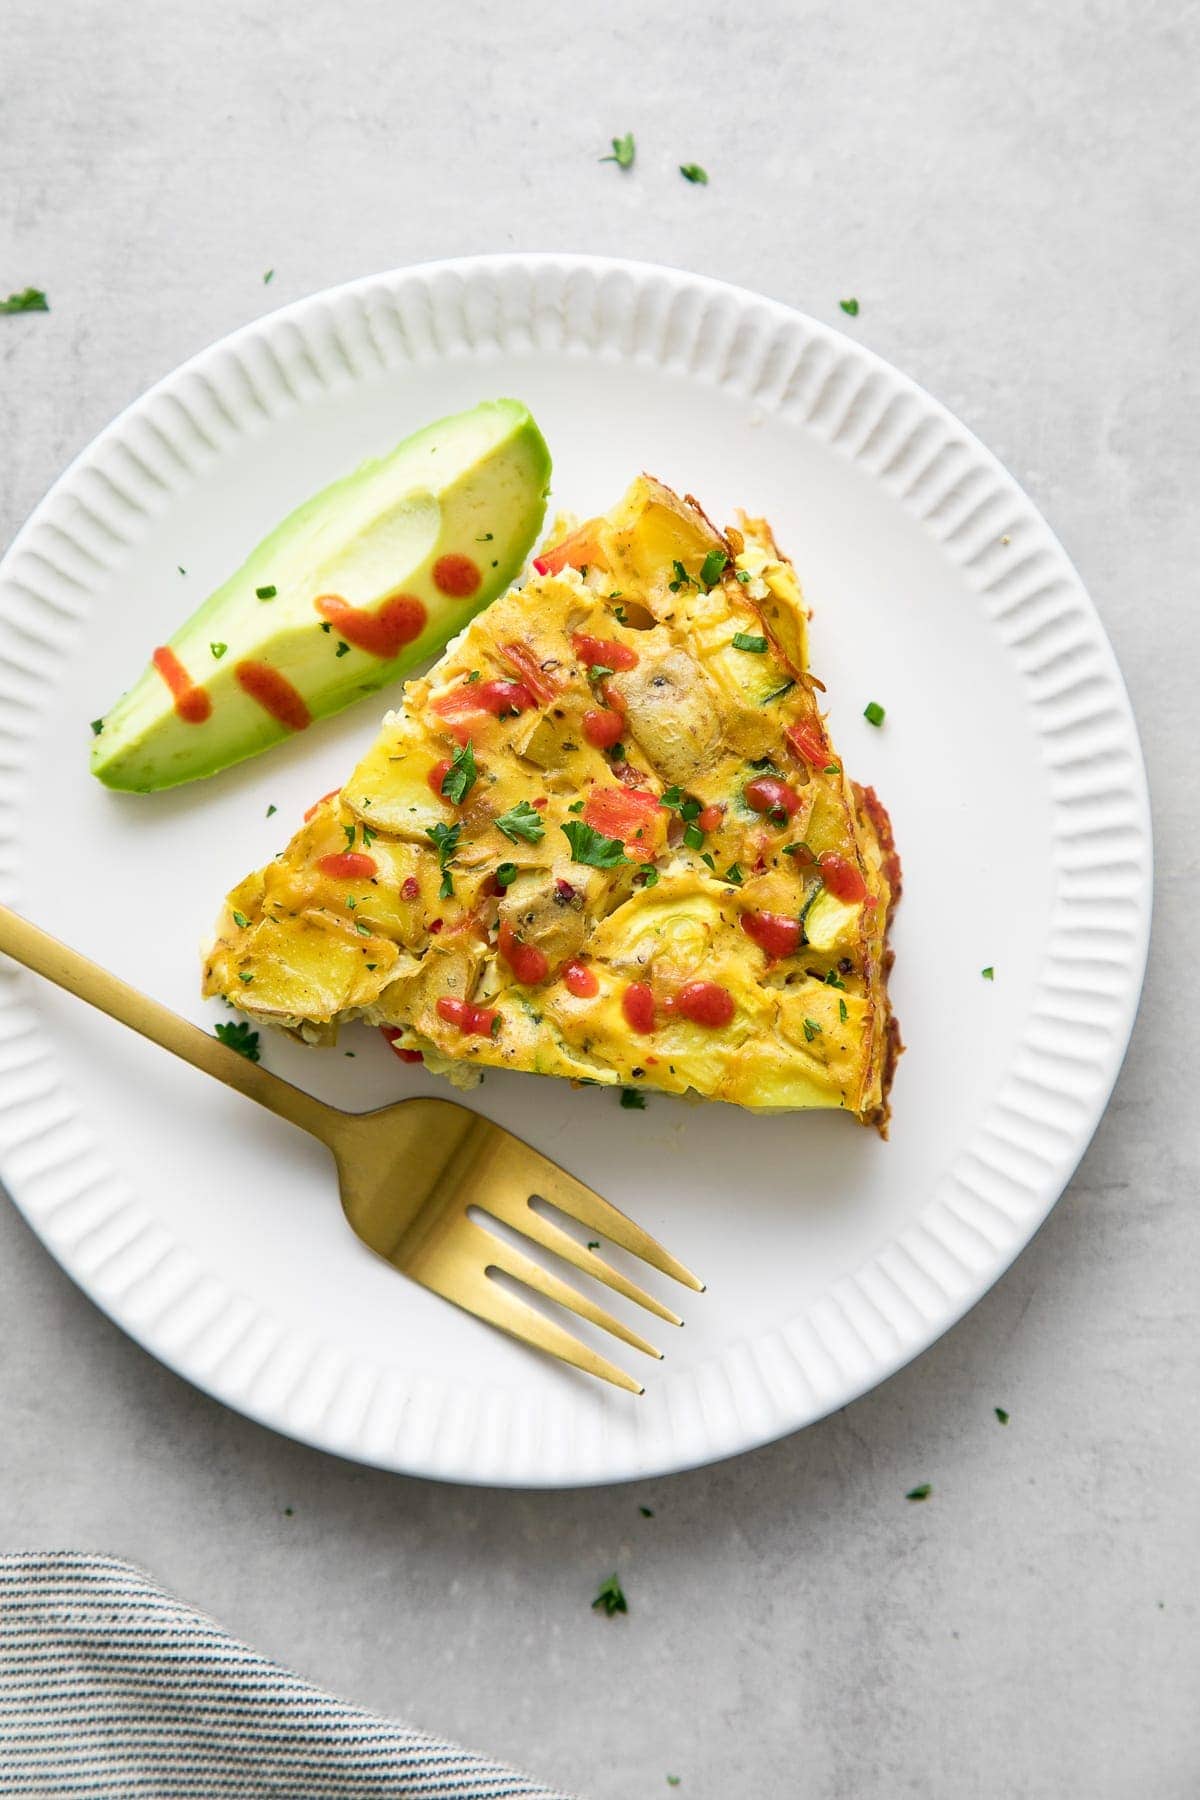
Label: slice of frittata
xmin=203 ymin=476 xmax=902 ymax=1124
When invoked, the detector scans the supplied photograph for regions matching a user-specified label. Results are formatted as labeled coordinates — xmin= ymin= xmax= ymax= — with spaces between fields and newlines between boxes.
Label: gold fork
xmin=0 ymin=906 xmax=702 ymax=1392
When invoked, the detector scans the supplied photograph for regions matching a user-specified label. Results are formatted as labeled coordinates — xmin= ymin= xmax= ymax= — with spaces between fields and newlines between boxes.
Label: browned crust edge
xmin=856 ymin=782 xmax=904 ymax=1136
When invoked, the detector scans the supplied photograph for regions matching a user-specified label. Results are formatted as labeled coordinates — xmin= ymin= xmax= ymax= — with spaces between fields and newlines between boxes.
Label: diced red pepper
xmin=500 ymin=641 xmax=560 ymax=705
xmin=381 ymin=1028 xmax=424 ymax=1064
xmin=697 ymin=804 xmax=724 ymax=833
xmin=582 ymin=707 xmax=624 ymax=749
xmin=315 ymin=852 xmax=378 ymax=880
xmin=572 ymin=632 xmax=639 ymax=672
xmin=427 ymin=758 xmax=453 ymax=797
xmin=744 ymin=776 xmax=802 ymax=823
xmin=401 ymin=876 xmax=420 ymax=900
xmin=433 ymin=678 xmax=535 ymax=723
xmin=818 ymin=851 xmax=868 ymax=903
xmin=786 ymin=720 xmax=828 ymax=766
xmin=532 ymin=527 xmax=606 ymax=577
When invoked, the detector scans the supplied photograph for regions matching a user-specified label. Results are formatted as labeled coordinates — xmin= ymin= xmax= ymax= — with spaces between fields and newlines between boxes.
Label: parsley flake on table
xmin=1 ymin=287 xmax=49 ymax=314
xmin=840 ymin=297 xmax=860 ymax=316
xmin=591 ymin=1573 xmax=628 ymax=1618
xmin=440 ymin=739 xmax=477 ymax=805
xmin=667 ymin=1780 xmax=681 ymax=1790
xmin=263 ymin=269 xmax=275 ymax=285
xmin=425 ymin=820 xmax=461 ymax=897
xmin=906 ymin=1483 xmax=932 ymax=1502
xmin=620 ymin=1087 xmax=646 ymax=1110
xmin=561 ymin=820 xmax=629 ymax=868
xmin=214 ymin=1019 xmax=260 ymax=1062
xmin=640 ymin=1505 xmax=655 ymax=1517
xmin=495 ymin=800 xmax=545 ymax=844
xmin=995 ymin=1407 xmax=1010 ymax=1425
xmin=981 ymin=966 xmax=995 ymax=980
xmin=863 ymin=700 xmax=886 ymax=726
xmin=601 ymin=132 xmax=636 ymax=169
xmin=732 ymin=632 xmax=768 ymax=654
xmin=265 ymin=804 xmax=277 ymax=818
xmin=679 ymin=163 xmax=708 ymax=184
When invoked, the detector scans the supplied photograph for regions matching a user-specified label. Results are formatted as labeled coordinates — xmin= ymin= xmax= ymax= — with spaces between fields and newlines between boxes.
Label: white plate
xmin=0 ymin=256 xmax=1150 ymax=1487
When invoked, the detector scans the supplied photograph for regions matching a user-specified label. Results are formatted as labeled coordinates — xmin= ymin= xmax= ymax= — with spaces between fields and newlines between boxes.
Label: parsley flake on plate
xmin=215 ymin=1019 xmax=260 ymax=1062
xmin=1 ymin=287 xmax=49 ymax=314
xmin=562 ymin=820 xmax=629 ymax=868
xmin=840 ymin=297 xmax=860 ymax=316
xmin=995 ymin=1407 xmax=1010 ymax=1425
xmin=906 ymin=1483 xmax=932 ymax=1502
xmin=601 ymin=132 xmax=635 ymax=169
xmin=981 ymin=966 xmax=995 ymax=981
xmin=679 ymin=163 xmax=708 ymax=184
xmin=863 ymin=700 xmax=885 ymax=726
xmin=620 ymin=1087 xmax=646 ymax=1110
xmin=495 ymin=800 xmax=545 ymax=844
xmin=640 ymin=1505 xmax=655 ymax=1517
xmin=591 ymin=1573 xmax=628 ymax=1617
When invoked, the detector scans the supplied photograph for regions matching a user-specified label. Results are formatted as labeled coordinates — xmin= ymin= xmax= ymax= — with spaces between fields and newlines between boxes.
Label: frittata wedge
xmin=203 ymin=476 xmax=902 ymax=1124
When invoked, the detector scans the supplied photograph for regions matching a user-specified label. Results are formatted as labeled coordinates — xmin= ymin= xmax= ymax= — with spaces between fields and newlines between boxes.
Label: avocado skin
xmin=91 ymin=398 xmax=552 ymax=792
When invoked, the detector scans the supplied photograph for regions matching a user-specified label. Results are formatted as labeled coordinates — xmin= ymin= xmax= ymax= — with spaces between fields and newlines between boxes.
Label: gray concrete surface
xmin=2 ymin=2 xmax=1197 ymax=1795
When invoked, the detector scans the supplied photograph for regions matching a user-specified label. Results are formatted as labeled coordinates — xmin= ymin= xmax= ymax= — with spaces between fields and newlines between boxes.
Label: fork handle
xmin=0 ymin=904 xmax=339 ymax=1146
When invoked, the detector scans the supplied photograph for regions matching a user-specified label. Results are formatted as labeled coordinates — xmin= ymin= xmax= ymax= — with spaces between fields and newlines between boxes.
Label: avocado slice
xmin=91 ymin=398 xmax=552 ymax=792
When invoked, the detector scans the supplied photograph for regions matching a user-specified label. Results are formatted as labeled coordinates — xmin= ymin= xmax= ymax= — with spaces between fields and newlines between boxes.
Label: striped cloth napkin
xmin=0 ymin=1552 xmax=573 ymax=1798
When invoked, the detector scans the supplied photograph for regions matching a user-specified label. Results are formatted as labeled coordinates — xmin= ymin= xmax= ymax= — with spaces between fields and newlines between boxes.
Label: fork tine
xmin=481 ymin=1227 xmax=665 ymax=1360
xmin=479 ymin=1192 xmax=685 ymax=1327
xmin=412 ymin=1231 xmax=645 ymax=1394
xmin=512 ymin=1151 xmax=705 ymax=1293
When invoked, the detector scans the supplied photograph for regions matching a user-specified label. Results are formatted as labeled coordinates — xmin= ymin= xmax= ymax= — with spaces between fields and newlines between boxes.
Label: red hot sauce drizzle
xmin=314 ymin=592 xmax=427 ymax=658
xmin=432 ymin=555 xmax=481 ymax=598
xmin=235 ymin=661 xmax=312 ymax=732
xmin=152 ymin=647 xmax=211 ymax=724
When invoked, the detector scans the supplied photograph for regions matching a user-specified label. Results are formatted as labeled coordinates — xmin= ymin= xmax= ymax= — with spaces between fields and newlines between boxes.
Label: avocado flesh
xmin=91 ymin=398 xmax=552 ymax=792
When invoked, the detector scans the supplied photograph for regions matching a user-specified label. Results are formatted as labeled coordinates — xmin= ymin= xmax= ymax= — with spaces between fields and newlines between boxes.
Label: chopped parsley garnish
xmin=699 ymin=548 xmax=728 ymax=589
xmin=232 ymin=910 xmax=250 ymax=929
xmin=255 ymin=584 xmax=277 ymax=599
xmin=210 ymin=641 xmax=227 ymax=659
xmin=1 ymin=287 xmax=49 ymax=314
xmin=682 ymin=822 xmax=705 ymax=852
xmin=995 ymin=1407 xmax=1010 ymax=1425
xmin=265 ymin=804 xmax=277 ymax=818
xmin=361 ymin=824 xmax=376 ymax=847
xmin=981 ymin=966 xmax=995 ymax=980
xmin=90 ymin=718 xmax=104 ymax=736
xmin=760 ymin=680 xmax=796 ymax=705
xmin=840 ymin=297 xmax=860 ymax=316
xmin=667 ymin=1780 xmax=681 ymax=1789
xmin=838 ymin=997 xmax=848 ymax=1023
xmin=824 ymin=969 xmax=846 ymax=989
xmin=823 ymin=763 xmax=841 ymax=775
xmin=802 ymin=1017 xmax=822 ymax=1042
xmin=668 ymin=559 xmax=694 ymax=593
xmin=263 ymin=269 xmax=274 ymax=284
xmin=606 ymin=742 xmax=626 ymax=761
xmin=587 ymin=1240 xmax=600 ymax=1250
xmin=634 ymin=866 xmax=659 ymax=888
xmin=466 ymin=669 xmax=482 ymax=683
xmin=734 ymin=569 xmax=751 ymax=584
xmin=320 ymin=621 xmax=332 ymax=633
xmin=613 ymin=603 xmax=630 ymax=624
xmin=620 ymin=1087 xmax=647 ymax=1110
xmin=215 ymin=1019 xmax=260 ymax=1062
xmin=601 ymin=132 xmax=636 ymax=169
xmin=561 ymin=820 xmax=629 ymax=868
xmin=425 ymin=820 xmax=461 ymax=897
xmin=723 ymin=862 xmax=743 ymax=885
xmin=567 ymin=799 xmax=585 ymax=814
xmin=237 ymin=971 xmax=254 ymax=983
xmin=863 ymin=700 xmax=886 ymax=726
xmin=355 ymin=920 xmax=371 ymax=935
xmin=731 ymin=632 xmax=768 ymax=653
xmin=440 ymin=739 xmax=477 ymax=805
xmin=495 ymin=861 xmax=518 ymax=888
xmin=640 ymin=1505 xmax=655 ymax=1517
xmin=343 ymin=823 xmax=357 ymax=849
xmin=906 ymin=1484 xmax=931 ymax=1502
xmin=679 ymin=163 xmax=708 ymax=184
xmin=700 ymin=851 xmax=716 ymax=870
xmin=335 ymin=640 xmax=350 ymax=657
xmin=591 ymin=1573 xmax=628 ymax=1617
xmin=475 ymin=532 xmax=494 ymax=542
xmin=495 ymin=800 xmax=545 ymax=844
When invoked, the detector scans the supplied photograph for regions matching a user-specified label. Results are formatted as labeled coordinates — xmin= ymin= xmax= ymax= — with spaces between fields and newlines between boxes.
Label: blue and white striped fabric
xmin=0 ymin=1552 xmax=573 ymax=1798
